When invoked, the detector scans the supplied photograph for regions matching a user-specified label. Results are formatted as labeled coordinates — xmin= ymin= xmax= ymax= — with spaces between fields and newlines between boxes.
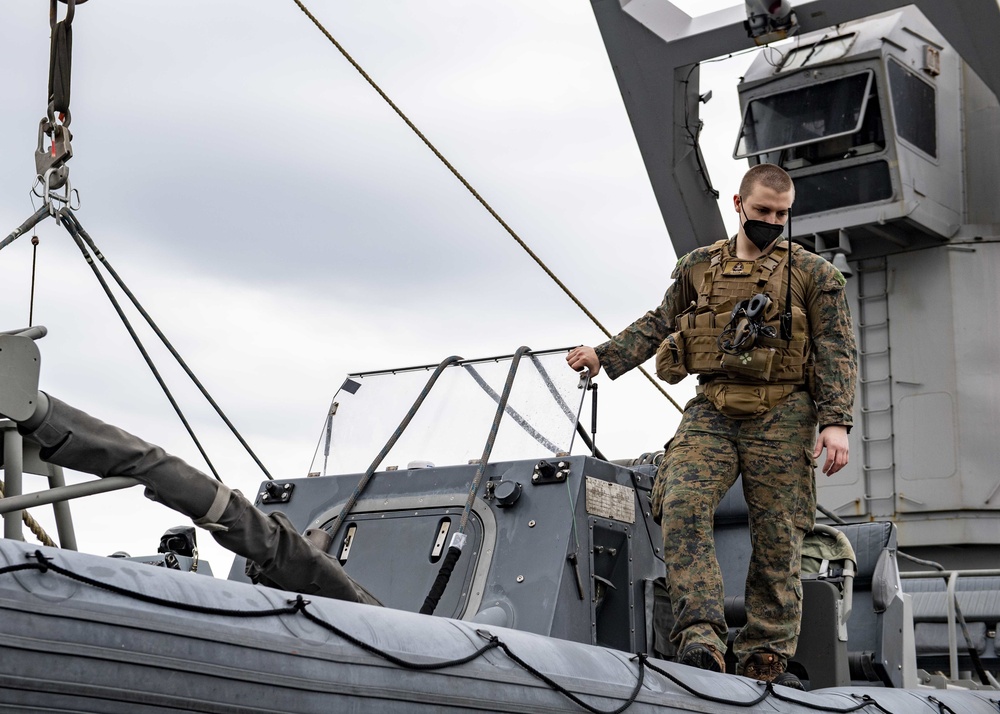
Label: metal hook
xmin=41 ymin=167 xmax=77 ymax=216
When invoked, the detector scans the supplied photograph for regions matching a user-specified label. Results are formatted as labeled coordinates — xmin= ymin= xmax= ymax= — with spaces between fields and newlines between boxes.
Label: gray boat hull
xmin=1 ymin=540 xmax=996 ymax=713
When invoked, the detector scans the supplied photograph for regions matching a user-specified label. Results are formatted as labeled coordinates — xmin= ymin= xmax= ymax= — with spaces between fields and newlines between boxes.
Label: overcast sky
xmin=0 ymin=1 xmax=754 ymax=574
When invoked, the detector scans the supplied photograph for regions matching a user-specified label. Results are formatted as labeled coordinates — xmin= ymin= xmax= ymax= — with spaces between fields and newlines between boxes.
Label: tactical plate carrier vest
xmin=656 ymin=239 xmax=810 ymax=409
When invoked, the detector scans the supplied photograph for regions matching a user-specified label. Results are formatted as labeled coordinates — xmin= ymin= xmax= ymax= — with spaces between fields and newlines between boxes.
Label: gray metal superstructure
xmin=590 ymin=1 xmax=1000 ymax=569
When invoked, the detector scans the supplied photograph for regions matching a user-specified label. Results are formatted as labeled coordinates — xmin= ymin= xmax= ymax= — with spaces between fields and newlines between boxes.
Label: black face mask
xmin=740 ymin=198 xmax=785 ymax=252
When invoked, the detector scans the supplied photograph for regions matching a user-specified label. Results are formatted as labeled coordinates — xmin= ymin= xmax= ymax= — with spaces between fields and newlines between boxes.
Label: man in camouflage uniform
xmin=567 ymin=164 xmax=856 ymax=688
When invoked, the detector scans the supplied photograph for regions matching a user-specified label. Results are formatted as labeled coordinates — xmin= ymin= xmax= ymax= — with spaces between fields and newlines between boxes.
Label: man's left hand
xmin=814 ymin=425 xmax=849 ymax=476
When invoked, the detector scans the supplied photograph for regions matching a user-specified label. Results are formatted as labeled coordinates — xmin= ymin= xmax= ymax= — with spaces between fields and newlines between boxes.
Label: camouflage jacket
xmin=595 ymin=238 xmax=857 ymax=429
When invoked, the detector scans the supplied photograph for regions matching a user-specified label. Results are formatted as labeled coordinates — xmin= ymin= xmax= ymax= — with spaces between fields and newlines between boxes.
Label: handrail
xmin=0 ymin=474 xmax=139 ymax=516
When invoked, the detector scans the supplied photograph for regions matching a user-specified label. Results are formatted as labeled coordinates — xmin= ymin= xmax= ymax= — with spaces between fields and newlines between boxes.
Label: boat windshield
xmin=316 ymin=348 xmax=589 ymax=475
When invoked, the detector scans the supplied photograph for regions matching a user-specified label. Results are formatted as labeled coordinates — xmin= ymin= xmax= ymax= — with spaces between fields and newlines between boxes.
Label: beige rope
xmin=290 ymin=0 xmax=682 ymax=414
xmin=0 ymin=480 xmax=58 ymax=547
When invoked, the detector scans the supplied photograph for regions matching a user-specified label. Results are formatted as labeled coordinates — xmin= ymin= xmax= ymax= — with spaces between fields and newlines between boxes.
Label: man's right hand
xmin=566 ymin=346 xmax=601 ymax=377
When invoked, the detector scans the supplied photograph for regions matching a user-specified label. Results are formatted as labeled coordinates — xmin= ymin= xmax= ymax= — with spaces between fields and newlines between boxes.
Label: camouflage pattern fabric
xmin=652 ymin=391 xmax=818 ymax=662
xmin=594 ymin=238 xmax=857 ymax=667
xmin=595 ymin=238 xmax=856 ymax=429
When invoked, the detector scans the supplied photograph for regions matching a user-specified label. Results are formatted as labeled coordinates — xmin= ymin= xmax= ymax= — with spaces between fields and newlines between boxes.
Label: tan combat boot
xmin=740 ymin=652 xmax=805 ymax=690
xmin=678 ymin=643 xmax=726 ymax=673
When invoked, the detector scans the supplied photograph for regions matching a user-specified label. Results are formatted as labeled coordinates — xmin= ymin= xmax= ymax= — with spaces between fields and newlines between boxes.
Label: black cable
xmin=0 ymin=205 xmax=51 ymax=253
xmin=418 ymin=545 xmax=461 ymax=616
xmin=299 ymin=599 xmax=502 ymax=671
xmin=681 ymin=63 xmax=720 ymax=199
xmin=770 ymin=684 xmax=890 ymax=713
xmin=0 ymin=552 xmax=966 ymax=714
xmin=420 ymin=347 xmax=530 ymax=616
xmin=327 ymin=354 xmax=463 ymax=541
xmin=57 ymin=209 xmax=223 ymax=482
xmin=816 ymin=503 xmax=848 ymax=524
xmin=289 ymin=0 xmax=684 ymax=414
xmin=489 ymin=639 xmax=646 ymax=714
xmin=60 ymin=209 xmax=274 ymax=481
xmin=575 ymin=422 xmax=608 ymax=461
xmin=644 ymin=659 xmax=770 ymax=708
xmin=781 ymin=212 xmax=794 ymax=341
xmin=29 ymin=235 xmax=40 ymax=326
xmin=17 ymin=551 xmax=295 ymax=618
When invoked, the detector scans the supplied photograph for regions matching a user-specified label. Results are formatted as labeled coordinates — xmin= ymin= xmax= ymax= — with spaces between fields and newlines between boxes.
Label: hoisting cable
xmin=325 ymin=354 xmax=463 ymax=541
xmin=58 ymin=208 xmax=275 ymax=481
xmin=0 ymin=206 xmax=52 ymax=253
xmin=56 ymin=208 xmax=224 ymax=482
xmin=419 ymin=346 xmax=531 ymax=616
xmin=290 ymin=1 xmax=682 ymax=415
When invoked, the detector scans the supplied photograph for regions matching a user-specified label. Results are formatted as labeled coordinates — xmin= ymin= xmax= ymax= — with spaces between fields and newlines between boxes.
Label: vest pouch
xmin=701 ymin=382 xmax=800 ymax=418
xmin=720 ymin=346 xmax=775 ymax=381
xmin=655 ymin=332 xmax=688 ymax=385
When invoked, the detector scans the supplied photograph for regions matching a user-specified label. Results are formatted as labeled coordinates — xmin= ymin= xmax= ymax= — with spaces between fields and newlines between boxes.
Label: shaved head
xmin=739 ymin=163 xmax=793 ymax=198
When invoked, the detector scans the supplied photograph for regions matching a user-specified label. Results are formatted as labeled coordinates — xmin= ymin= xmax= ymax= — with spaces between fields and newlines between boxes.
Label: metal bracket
xmin=260 ymin=481 xmax=295 ymax=504
xmin=531 ymin=459 xmax=570 ymax=485
xmin=35 ymin=118 xmax=73 ymax=189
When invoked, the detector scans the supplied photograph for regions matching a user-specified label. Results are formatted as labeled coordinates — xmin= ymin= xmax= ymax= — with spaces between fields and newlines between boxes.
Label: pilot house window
xmin=887 ymin=59 xmax=937 ymax=157
xmin=734 ymin=71 xmax=875 ymax=159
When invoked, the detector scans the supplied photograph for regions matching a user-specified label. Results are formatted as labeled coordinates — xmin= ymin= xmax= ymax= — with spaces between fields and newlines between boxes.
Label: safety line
xmin=289 ymin=0 xmax=682 ymax=414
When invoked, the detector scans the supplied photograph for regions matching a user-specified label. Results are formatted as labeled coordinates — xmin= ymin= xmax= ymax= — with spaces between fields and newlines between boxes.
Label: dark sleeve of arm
xmin=808 ymin=267 xmax=857 ymax=429
xmin=593 ymin=275 xmax=686 ymax=381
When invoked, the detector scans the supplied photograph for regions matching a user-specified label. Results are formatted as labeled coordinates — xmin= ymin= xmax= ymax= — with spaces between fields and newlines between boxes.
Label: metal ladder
xmin=856 ymin=258 xmax=896 ymax=518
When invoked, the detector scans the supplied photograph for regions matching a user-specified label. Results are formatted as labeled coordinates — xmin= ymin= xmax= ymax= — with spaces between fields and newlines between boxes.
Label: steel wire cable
xmin=56 ymin=209 xmax=223 ymax=482
xmin=290 ymin=0 xmax=682 ymax=414
xmin=58 ymin=209 xmax=274 ymax=481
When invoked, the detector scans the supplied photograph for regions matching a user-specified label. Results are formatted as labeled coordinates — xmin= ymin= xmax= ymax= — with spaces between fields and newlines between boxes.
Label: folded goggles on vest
xmin=718 ymin=293 xmax=776 ymax=355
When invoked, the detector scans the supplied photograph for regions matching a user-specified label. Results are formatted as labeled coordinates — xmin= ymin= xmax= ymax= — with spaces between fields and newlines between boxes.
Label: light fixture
xmin=832 ymin=251 xmax=854 ymax=278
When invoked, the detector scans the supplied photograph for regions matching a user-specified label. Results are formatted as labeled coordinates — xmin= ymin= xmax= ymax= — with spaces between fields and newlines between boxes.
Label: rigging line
xmin=463 ymin=363 xmax=562 ymax=455
xmin=327 ymin=355 xmax=463 ymax=541
xmin=529 ymin=354 xmax=577 ymax=423
xmin=60 ymin=209 xmax=274 ymax=481
xmin=460 ymin=346 xmax=530 ymax=533
xmin=420 ymin=347 xmax=530 ymax=616
xmin=0 ymin=205 xmax=52 ymax=253
xmin=56 ymin=209 xmax=223 ymax=483
xmin=290 ymin=0 xmax=683 ymax=415
xmin=29 ymin=235 xmax=40 ymax=326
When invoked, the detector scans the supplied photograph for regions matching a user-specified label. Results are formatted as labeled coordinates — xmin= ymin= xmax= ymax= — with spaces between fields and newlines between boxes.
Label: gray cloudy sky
xmin=1 ymin=1 xmax=752 ymax=573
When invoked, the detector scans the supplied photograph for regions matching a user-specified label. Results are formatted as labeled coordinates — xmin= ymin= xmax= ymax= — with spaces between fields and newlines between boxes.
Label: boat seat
xmin=902 ymin=576 xmax=1000 ymax=671
xmin=715 ymin=481 xmax=919 ymax=688
xmin=649 ymin=477 xmax=913 ymax=688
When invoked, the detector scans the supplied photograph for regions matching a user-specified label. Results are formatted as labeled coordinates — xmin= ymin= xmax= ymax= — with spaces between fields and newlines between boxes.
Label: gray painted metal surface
xmin=591 ymin=1 xmax=1000 ymax=565
xmin=3 ymin=538 xmax=998 ymax=713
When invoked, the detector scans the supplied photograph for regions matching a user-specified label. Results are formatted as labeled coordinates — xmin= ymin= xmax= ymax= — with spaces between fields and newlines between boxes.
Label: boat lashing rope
xmin=419 ymin=346 xmax=531 ymax=616
xmin=0 ymin=482 xmax=56 ymax=547
xmin=290 ymin=0 xmax=683 ymax=415
xmin=0 ymin=549 xmax=918 ymax=714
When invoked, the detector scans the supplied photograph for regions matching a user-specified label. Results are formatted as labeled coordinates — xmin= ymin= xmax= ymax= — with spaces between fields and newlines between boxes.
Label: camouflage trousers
xmin=651 ymin=391 xmax=818 ymax=665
